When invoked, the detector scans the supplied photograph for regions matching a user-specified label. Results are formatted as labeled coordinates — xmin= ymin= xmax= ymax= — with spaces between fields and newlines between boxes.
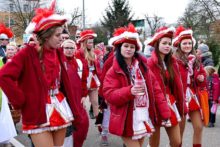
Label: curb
xmin=10 ymin=138 xmax=24 ymax=147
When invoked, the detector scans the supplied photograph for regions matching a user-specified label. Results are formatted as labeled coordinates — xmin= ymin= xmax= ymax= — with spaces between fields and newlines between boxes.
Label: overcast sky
xmin=57 ymin=0 xmax=190 ymax=25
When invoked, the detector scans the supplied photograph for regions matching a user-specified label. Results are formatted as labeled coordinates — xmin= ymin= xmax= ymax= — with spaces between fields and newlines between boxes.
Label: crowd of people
xmin=0 ymin=1 xmax=220 ymax=147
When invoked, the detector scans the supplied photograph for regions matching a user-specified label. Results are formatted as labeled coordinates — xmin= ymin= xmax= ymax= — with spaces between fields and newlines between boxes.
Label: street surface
xmin=15 ymin=99 xmax=220 ymax=147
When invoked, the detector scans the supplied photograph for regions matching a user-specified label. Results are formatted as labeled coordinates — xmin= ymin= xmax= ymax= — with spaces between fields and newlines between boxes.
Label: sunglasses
xmin=0 ymin=39 xmax=9 ymax=41
xmin=64 ymin=47 xmax=75 ymax=50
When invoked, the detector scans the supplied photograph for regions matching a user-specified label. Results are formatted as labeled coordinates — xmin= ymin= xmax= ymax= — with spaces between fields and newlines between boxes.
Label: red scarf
xmin=42 ymin=48 xmax=60 ymax=88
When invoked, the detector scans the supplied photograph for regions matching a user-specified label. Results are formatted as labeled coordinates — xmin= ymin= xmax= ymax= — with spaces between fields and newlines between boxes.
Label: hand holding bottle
xmin=131 ymin=80 xmax=145 ymax=96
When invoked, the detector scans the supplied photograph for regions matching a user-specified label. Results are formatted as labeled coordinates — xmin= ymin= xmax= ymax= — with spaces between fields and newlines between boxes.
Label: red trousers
xmin=73 ymin=109 xmax=89 ymax=147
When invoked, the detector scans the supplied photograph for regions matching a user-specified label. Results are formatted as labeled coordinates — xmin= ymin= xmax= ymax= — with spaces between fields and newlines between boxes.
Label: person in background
xmin=61 ymin=28 xmax=70 ymax=41
xmin=62 ymin=39 xmax=89 ymax=147
xmin=196 ymin=43 xmax=214 ymax=67
xmin=0 ymin=42 xmax=18 ymax=147
xmin=60 ymin=30 xmax=74 ymax=147
xmin=103 ymin=24 xmax=170 ymax=147
xmin=147 ymin=26 xmax=186 ymax=147
xmin=173 ymin=26 xmax=206 ymax=147
xmin=103 ymin=45 xmax=113 ymax=62
xmin=97 ymin=45 xmax=114 ymax=146
xmin=204 ymin=66 xmax=219 ymax=127
xmin=1 ymin=42 xmax=18 ymax=64
xmin=143 ymin=38 xmax=154 ymax=58
xmin=0 ymin=1 xmax=81 ymax=146
xmin=75 ymin=29 xmax=100 ymax=119
xmin=0 ymin=23 xmax=13 ymax=57
xmin=75 ymin=30 xmax=81 ymax=50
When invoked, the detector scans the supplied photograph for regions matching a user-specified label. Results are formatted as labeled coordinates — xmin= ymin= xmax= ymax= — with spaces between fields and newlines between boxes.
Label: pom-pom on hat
xmin=147 ymin=26 xmax=175 ymax=47
xmin=25 ymin=0 xmax=70 ymax=34
xmin=0 ymin=23 xmax=13 ymax=39
xmin=108 ymin=23 xmax=142 ymax=50
xmin=172 ymin=25 xmax=196 ymax=47
xmin=77 ymin=29 xmax=97 ymax=43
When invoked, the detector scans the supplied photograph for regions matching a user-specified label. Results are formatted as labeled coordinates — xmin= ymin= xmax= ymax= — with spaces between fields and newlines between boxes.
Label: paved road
xmin=15 ymin=102 xmax=220 ymax=147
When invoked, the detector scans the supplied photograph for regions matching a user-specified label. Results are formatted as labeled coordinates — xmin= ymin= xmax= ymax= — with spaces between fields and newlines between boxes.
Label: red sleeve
xmin=103 ymin=68 xmax=135 ymax=107
xmin=94 ymin=59 xmax=102 ymax=79
xmin=81 ymin=59 xmax=89 ymax=97
xmin=148 ymin=69 xmax=171 ymax=120
xmin=212 ymin=74 xmax=220 ymax=102
xmin=0 ymin=48 xmax=27 ymax=109
xmin=195 ymin=64 xmax=207 ymax=89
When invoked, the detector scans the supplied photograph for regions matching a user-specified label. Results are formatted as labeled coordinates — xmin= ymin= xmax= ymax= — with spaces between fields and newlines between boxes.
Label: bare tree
xmin=68 ymin=8 xmax=82 ymax=27
xmin=178 ymin=0 xmax=220 ymax=65
xmin=178 ymin=0 xmax=220 ymax=38
xmin=144 ymin=14 xmax=165 ymax=36
xmin=56 ymin=7 xmax=82 ymax=27
xmin=6 ymin=0 xmax=40 ymax=36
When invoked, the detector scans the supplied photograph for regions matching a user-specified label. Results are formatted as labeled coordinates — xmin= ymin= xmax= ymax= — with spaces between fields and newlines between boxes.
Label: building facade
xmin=0 ymin=0 xmax=48 ymax=44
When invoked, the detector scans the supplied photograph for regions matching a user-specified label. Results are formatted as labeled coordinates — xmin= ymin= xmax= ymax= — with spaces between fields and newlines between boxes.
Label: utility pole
xmin=82 ymin=0 xmax=85 ymax=29
xmin=8 ymin=2 xmax=11 ymax=28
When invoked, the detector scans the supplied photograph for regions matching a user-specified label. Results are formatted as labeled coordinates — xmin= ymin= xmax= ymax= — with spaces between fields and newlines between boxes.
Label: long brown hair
xmin=174 ymin=40 xmax=200 ymax=69
xmin=154 ymin=38 xmax=174 ymax=89
xmin=36 ymin=25 xmax=61 ymax=46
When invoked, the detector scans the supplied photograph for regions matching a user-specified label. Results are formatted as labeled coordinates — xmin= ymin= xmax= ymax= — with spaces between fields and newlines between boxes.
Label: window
xmin=23 ymin=4 xmax=29 ymax=12
xmin=10 ymin=19 xmax=15 ymax=25
xmin=9 ymin=3 xmax=14 ymax=12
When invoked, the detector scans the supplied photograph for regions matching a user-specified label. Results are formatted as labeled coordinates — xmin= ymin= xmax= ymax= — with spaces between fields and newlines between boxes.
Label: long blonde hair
xmin=81 ymin=40 xmax=95 ymax=63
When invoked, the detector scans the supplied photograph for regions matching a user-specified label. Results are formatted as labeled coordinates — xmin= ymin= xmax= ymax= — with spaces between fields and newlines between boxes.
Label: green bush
xmin=207 ymin=39 xmax=220 ymax=66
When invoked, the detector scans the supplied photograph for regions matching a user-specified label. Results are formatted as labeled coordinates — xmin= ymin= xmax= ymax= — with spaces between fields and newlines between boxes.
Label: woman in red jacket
xmin=62 ymin=39 xmax=89 ymax=147
xmin=173 ymin=26 xmax=206 ymax=147
xmin=147 ymin=27 xmax=186 ymax=147
xmin=75 ymin=30 xmax=100 ymax=118
xmin=103 ymin=24 xmax=171 ymax=147
xmin=0 ymin=1 xmax=80 ymax=147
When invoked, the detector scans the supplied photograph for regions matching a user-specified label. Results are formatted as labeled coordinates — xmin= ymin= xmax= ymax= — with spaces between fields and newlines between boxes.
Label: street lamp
xmin=82 ymin=0 xmax=85 ymax=29
xmin=8 ymin=3 xmax=11 ymax=28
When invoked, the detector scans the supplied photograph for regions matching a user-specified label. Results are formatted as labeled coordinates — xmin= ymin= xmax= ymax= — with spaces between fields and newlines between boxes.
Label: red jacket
xmin=66 ymin=57 xmax=89 ymax=145
xmin=174 ymin=56 xmax=207 ymax=104
xmin=103 ymin=55 xmax=171 ymax=136
xmin=74 ymin=48 xmax=89 ymax=97
xmin=147 ymin=51 xmax=187 ymax=116
xmin=0 ymin=44 xmax=82 ymax=125
xmin=207 ymin=73 xmax=220 ymax=102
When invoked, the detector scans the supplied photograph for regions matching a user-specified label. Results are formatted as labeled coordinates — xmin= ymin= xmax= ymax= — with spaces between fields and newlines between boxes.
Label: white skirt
xmin=23 ymin=90 xmax=74 ymax=134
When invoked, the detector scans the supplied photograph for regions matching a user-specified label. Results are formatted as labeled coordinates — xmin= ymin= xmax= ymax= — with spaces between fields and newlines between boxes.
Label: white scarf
xmin=129 ymin=60 xmax=154 ymax=140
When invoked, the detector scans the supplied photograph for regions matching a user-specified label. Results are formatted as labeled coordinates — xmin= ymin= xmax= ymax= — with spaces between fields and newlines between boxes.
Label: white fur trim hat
xmin=108 ymin=23 xmax=142 ymax=50
xmin=173 ymin=25 xmax=196 ymax=47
